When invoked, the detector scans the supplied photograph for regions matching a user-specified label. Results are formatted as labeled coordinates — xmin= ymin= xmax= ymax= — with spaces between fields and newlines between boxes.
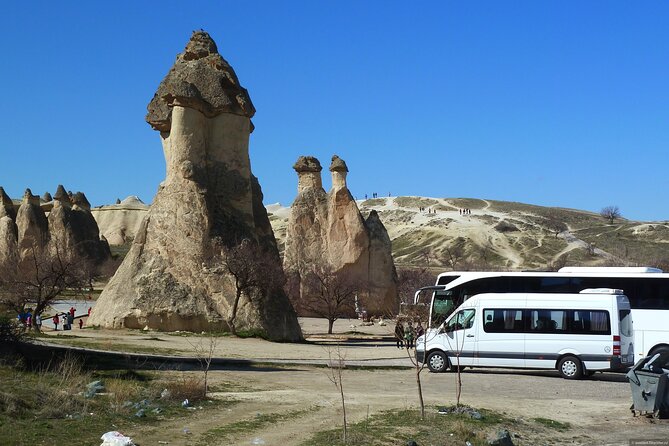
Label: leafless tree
xmin=545 ymin=218 xmax=568 ymax=239
xmin=217 ymin=238 xmax=284 ymax=336
xmin=442 ymin=238 xmax=466 ymax=269
xmin=326 ymin=345 xmax=348 ymax=443
xmin=188 ymin=334 xmax=219 ymax=398
xmin=600 ymin=205 xmax=622 ymax=224
xmin=297 ymin=263 xmax=360 ymax=335
xmin=396 ymin=267 xmax=434 ymax=310
xmin=0 ymin=242 xmax=89 ymax=332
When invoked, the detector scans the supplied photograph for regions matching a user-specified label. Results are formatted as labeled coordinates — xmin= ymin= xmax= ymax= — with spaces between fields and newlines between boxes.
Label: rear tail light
xmin=613 ymin=335 xmax=621 ymax=356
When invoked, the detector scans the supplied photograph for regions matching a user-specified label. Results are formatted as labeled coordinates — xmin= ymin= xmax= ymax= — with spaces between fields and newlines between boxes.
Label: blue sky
xmin=1 ymin=1 xmax=667 ymax=221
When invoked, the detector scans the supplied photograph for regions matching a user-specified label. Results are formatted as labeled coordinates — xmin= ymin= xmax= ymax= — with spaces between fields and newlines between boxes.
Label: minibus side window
xmin=483 ymin=309 xmax=523 ymax=333
xmin=445 ymin=309 xmax=476 ymax=331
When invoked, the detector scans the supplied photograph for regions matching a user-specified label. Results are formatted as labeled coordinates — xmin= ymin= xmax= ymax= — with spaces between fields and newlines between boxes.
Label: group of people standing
xmin=459 ymin=208 xmax=472 ymax=215
xmin=394 ymin=320 xmax=424 ymax=349
xmin=17 ymin=311 xmax=41 ymax=330
xmin=52 ymin=306 xmax=85 ymax=331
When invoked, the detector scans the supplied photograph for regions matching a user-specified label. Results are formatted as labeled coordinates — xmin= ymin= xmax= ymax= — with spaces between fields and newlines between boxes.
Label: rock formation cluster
xmin=89 ymin=31 xmax=302 ymax=341
xmin=91 ymin=196 xmax=149 ymax=246
xmin=284 ymin=155 xmax=398 ymax=316
xmin=0 ymin=186 xmax=110 ymax=268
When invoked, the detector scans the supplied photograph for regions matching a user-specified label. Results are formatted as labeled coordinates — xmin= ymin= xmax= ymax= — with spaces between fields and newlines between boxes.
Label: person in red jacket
xmin=52 ymin=314 xmax=59 ymax=331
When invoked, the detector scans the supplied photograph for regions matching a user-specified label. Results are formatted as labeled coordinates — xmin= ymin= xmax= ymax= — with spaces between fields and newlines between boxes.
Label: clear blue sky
xmin=2 ymin=1 xmax=667 ymax=221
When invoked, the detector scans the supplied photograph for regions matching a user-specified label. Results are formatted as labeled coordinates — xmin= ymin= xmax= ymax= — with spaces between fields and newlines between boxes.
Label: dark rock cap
xmin=42 ymin=192 xmax=53 ymax=202
xmin=72 ymin=192 xmax=91 ymax=210
xmin=0 ymin=187 xmax=11 ymax=206
xmin=146 ymin=31 xmax=255 ymax=132
xmin=22 ymin=188 xmax=40 ymax=206
xmin=54 ymin=184 xmax=71 ymax=203
xmin=293 ymin=156 xmax=322 ymax=173
xmin=329 ymin=155 xmax=348 ymax=173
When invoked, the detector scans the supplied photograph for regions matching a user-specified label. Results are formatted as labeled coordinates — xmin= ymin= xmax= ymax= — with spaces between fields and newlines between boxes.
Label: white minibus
xmin=415 ymin=289 xmax=634 ymax=379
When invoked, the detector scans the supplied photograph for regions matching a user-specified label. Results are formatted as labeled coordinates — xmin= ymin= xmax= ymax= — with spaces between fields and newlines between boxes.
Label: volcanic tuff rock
xmin=0 ymin=186 xmax=111 ymax=268
xmin=89 ymin=31 xmax=301 ymax=341
xmin=91 ymin=196 xmax=150 ymax=246
xmin=284 ymin=155 xmax=399 ymax=316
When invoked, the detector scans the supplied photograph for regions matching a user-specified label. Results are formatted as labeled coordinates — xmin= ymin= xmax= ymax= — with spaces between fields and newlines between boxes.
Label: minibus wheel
xmin=427 ymin=351 xmax=448 ymax=373
xmin=558 ymin=355 xmax=583 ymax=379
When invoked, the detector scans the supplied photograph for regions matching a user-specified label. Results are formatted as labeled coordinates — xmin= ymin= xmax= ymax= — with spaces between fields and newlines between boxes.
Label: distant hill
xmin=269 ymin=197 xmax=669 ymax=271
xmin=93 ymin=196 xmax=669 ymax=271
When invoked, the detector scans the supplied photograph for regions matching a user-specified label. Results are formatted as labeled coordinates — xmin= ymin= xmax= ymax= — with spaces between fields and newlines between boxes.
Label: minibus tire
xmin=427 ymin=351 xmax=448 ymax=373
xmin=648 ymin=345 xmax=669 ymax=357
xmin=558 ymin=355 xmax=583 ymax=379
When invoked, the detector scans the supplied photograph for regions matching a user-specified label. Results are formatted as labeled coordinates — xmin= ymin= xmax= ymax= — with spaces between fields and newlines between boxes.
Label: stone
xmin=0 ymin=187 xmax=16 ymax=221
xmin=91 ymin=196 xmax=150 ymax=246
xmin=0 ymin=215 xmax=18 ymax=267
xmin=42 ymin=192 xmax=52 ymax=202
xmin=284 ymin=155 xmax=398 ymax=316
xmin=488 ymin=429 xmax=514 ymax=446
xmin=15 ymin=189 xmax=49 ymax=260
xmin=90 ymin=32 xmax=301 ymax=341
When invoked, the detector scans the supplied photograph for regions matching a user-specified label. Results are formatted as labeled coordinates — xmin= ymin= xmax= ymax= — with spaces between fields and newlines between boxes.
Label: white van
xmin=415 ymin=289 xmax=634 ymax=379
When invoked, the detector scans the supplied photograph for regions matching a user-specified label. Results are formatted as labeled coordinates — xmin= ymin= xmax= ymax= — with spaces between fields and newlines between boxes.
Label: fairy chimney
xmin=90 ymin=31 xmax=301 ymax=341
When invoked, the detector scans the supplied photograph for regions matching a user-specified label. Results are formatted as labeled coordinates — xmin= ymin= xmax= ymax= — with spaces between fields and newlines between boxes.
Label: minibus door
xmin=442 ymin=308 xmax=478 ymax=367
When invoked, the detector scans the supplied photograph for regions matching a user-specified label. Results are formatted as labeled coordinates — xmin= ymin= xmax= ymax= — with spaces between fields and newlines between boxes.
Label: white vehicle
xmin=416 ymin=289 xmax=634 ymax=379
xmin=418 ymin=267 xmax=669 ymax=359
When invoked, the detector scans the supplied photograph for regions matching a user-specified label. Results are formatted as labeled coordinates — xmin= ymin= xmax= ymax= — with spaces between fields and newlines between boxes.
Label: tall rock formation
xmin=284 ymin=155 xmax=398 ymax=316
xmin=16 ymin=189 xmax=49 ymax=260
xmin=0 ymin=187 xmax=18 ymax=266
xmin=89 ymin=31 xmax=301 ymax=341
xmin=48 ymin=185 xmax=111 ymax=263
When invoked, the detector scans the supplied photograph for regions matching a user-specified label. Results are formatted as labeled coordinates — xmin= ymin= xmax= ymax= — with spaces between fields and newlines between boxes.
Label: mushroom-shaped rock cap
xmin=146 ymin=31 xmax=256 ymax=132
xmin=0 ymin=187 xmax=12 ymax=206
xmin=293 ymin=156 xmax=322 ymax=173
xmin=72 ymin=192 xmax=91 ymax=210
xmin=42 ymin=192 xmax=53 ymax=202
xmin=53 ymin=185 xmax=71 ymax=203
xmin=329 ymin=155 xmax=348 ymax=173
xmin=22 ymin=188 xmax=40 ymax=206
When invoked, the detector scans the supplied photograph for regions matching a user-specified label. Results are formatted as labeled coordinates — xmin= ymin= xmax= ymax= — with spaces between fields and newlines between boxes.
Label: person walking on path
xmin=52 ymin=314 xmax=59 ymax=331
xmin=394 ymin=320 xmax=405 ymax=349
xmin=78 ymin=318 xmax=83 ymax=329
xmin=404 ymin=322 xmax=415 ymax=349
xmin=35 ymin=314 xmax=42 ymax=332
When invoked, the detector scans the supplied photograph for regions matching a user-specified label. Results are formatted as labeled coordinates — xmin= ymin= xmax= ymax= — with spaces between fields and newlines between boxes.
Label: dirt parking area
xmin=43 ymin=318 xmax=668 ymax=445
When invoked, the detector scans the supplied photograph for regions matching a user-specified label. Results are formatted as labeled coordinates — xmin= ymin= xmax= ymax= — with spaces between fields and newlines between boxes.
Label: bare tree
xmin=188 ymin=334 xmax=219 ymax=398
xmin=217 ymin=238 xmax=284 ymax=336
xmin=0 ymin=242 xmax=88 ymax=332
xmin=545 ymin=218 xmax=568 ymax=239
xmin=296 ymin=263 xmax=360 ymax=335
xmin=396 ymin=267 xmax=434 ymax=310
xmin=442 ymin=238 xmax=466 ymax=269
xmin=326 ymin=345 xmax=348 ymax=443
xmin=600 ymin=205 xmax=622 ymax=224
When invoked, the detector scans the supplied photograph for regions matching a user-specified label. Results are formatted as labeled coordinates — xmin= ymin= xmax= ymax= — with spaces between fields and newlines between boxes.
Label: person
xmin=404 ymin=322 xmax=415 ymax=349
xmin=416 ymin=321 xmax=424 ymax=339
xmin=69 ymin=307 xmax=75 ymax=318
xmin=87 ymin=307 xmax=92 ymax=316
xmin=78 ymin=318 xmax=83 ymax=329
xmin=394 ymin=320 xmax=404 ymax=349
xmin=52 ymin=314 xmax=59 ymax=331
xmin=35 ymin=314 xmax=42 ymax=331
xmin=63 ymin=313 xmax=70 ymax=330
xmin=67 ymin=313 xmax=74 ymax=330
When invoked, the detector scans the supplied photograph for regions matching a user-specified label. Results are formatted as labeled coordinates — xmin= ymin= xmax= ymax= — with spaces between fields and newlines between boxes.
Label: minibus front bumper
xmin=416 ymin=350 xmax=426 ymax=364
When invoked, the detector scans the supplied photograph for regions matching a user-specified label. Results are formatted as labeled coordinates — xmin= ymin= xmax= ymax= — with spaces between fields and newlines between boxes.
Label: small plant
xmin=532 ymin=417 xmax=571 ymax=431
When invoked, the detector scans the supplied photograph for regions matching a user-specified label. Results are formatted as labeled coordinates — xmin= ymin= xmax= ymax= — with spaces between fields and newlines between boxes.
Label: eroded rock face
xmin=16 ymin=189 xmax=49 ymax=259
xmin=90 ymin=31 xmax=301 ymax=341
xmin=48 ymin=186 xmax=111 ymax=263
xmin=284 ymin=155 xmax=398 ymax=316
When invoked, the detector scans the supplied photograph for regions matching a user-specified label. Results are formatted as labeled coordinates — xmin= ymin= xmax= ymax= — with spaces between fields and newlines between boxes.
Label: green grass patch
xmin=197 ymin=407 xmax=315 ymax=445
xmin=361 ymin=198 xmax=387 ymax=206
xmin=301 ymin=407 xmax=509 ymax=446
xmin=0 ymin=361 xmax=233 ymax=446
xmin=394 ymin=197 xmax=438 ymax=209
xmin=44 ymin=338 xmax=182 ymax=356
xmin=532 ymin=417 xmax=571 ymax=431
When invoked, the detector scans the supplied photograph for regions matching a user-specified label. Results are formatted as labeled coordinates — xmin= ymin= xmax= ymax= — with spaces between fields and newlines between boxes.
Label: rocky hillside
xmin=268 ymin=197 xmax=669 ymax=271
xmin=95 ymin=196 xmax=669 ymax=271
